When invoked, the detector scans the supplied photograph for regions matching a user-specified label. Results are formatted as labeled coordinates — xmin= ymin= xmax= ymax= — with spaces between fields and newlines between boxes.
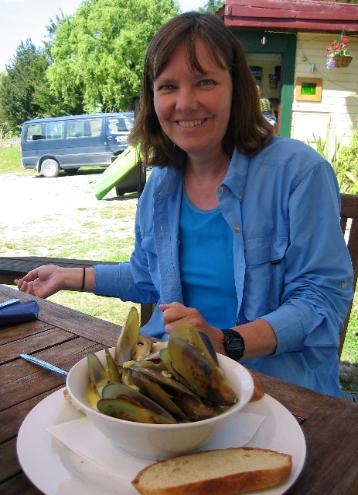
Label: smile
xmin=176 ymin=119 xmax=206 ymax=128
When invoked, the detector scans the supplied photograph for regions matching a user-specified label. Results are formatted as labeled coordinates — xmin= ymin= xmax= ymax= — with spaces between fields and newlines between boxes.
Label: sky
xmin=0 ymin=0 xmax=206 ymax=71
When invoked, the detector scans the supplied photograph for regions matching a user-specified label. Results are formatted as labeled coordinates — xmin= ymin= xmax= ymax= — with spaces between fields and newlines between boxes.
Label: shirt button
xmin=234 ymin=226 xmax=241 ymax=233
xmin=218 ymin=186 xmax=224 ymax=194
xmin=341 ymin=280 xmax=348 ymax=289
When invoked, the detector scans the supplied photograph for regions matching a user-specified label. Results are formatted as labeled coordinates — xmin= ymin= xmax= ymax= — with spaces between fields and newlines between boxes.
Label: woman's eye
xmin=199 ymin=79 xmax=216 ymax=87
xmin=157 ymin=84 xmax=176 ymax=92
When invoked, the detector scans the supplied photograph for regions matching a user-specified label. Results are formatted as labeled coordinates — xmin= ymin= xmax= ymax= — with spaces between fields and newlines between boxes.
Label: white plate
xmin=17 ymin=388 xmax=306 ymax=495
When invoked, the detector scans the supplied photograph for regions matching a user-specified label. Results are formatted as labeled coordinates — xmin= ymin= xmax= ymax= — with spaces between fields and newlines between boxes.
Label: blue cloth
xmin=94 ymin=137 xmax=353 ymax=396
xmin=0 ymin=301 xmax=39 ymax=327
xmin=179 ymin=191 xmax=237 ymax=329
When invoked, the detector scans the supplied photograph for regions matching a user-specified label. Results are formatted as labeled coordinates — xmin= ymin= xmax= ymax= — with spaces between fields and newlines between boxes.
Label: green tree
xmin=48 ymin=0 xmax=179 ymax=113
xmin=0 ymin=40 xmax=53 ymax=132
xmin=198 ymin=0 xmax=224 ymax=13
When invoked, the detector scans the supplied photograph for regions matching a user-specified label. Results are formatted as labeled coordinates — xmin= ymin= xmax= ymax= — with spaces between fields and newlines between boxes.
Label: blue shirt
xmin=94 ymin=137 xmax=353 ymax=397
xmin=179 ymin=191 xmax=237 ymax=328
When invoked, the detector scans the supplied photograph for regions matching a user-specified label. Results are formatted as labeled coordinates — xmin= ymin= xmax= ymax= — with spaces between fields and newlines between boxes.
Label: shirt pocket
xmin=243 ymin=237 xmax=289 ymax=321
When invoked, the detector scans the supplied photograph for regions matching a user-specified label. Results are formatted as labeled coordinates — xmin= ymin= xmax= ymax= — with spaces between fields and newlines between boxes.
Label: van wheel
xmin=41 ymin=159 xmax=60 ymax=178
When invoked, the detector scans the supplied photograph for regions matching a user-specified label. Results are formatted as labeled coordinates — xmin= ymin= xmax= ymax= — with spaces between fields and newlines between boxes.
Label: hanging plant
xmin=326 ymin=36 xmax=352 ymax=69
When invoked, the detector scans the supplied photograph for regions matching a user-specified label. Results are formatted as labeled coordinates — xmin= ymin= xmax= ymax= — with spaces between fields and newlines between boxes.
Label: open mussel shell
xmin=127 ymin=368 xmax=188 ymax=420
xmin=168 ymin=336 xmax=237 ymax=405
xmin=129 ymin=361 xmax=196 ymax=397
xmin=98 ymin=382 xmax=176 ymax=424
xmin=131 ymin=334 xmax=153 ymax=361
xmin=87 ymin=352 xmax=110 ymax=391
xmin=170 ymin=323 xmax=218 ymax=366
xmin=114 ymin=306 xmax=140 ymax=365
xmin=104 ymin=348 xmax=121 ymax=383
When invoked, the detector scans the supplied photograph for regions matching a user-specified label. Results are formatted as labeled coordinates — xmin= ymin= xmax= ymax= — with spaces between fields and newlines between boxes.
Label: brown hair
xmin=129 ymin=12 xmax=273 ymax=168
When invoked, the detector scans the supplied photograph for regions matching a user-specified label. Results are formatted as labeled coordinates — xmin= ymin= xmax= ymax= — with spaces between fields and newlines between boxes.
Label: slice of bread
xmin=132 ymin=447 xmax=292 ymax=495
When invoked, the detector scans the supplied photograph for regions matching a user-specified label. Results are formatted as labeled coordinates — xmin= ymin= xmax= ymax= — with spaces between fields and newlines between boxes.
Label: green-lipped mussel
xmin=86 ymin=307 xmax=237 ymax=423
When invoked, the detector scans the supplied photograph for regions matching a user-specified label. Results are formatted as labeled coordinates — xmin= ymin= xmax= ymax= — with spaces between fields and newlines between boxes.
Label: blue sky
xmin=0 ymin=0 xmax=206 ymax=71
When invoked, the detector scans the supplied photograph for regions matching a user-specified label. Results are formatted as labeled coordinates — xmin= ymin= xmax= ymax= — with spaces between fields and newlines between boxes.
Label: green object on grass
xmin=95 ymin=145 xmax=142 ymax=200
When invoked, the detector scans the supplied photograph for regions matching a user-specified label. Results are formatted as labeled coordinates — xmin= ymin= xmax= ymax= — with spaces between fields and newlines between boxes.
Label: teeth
xmin=177 ymin=119 xmax=204 ymax=128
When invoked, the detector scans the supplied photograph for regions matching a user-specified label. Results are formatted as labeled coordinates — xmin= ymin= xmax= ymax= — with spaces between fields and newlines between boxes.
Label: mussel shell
xmin=87 ymin=352 xmax=110 ymax=391
xmin=168 ymin=336 xmax=237 ymax=405
xmin=131 ymin=334 xmax=153 ymax=361
xmin=104 ymin=348 xmax=121 ymax=383
xmin=97 ymin=398 xmax=176 ymax=424
xmin=128 ymin=368 xmax=187 ymax=419
xmin=171 ymin=323 xmax=218 ymax=366
xmin=129 ymin=362 xmax=195 ymax=397
xmin=114 ymin=306 xmax=140 ymax=365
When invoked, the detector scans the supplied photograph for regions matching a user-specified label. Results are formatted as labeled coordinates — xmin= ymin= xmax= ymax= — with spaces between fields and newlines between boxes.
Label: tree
xmin=48 ymin=0 xmax=179 ymax=113
xmin=198 ymin=0 xmax=224 ymax=13
xmin=0 ymin=40 xmax=52 ymax=132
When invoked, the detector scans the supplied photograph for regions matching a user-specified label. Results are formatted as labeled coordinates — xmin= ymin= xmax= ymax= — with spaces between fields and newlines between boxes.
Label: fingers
xmin=160 ymin=302 xmax=206 ymax=333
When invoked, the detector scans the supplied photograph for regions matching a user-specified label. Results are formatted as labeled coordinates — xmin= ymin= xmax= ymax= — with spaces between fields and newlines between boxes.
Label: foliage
xmin=47 ymin=0 xmax=179 ymax=113
xmin=335 ymin=128 xmax=358 ymax=194
xmin=198 ymin=0 xmax=224 ymax=13
xmin=0 ymin=40 xmax=49 ymax=132
xmin=309 ymin=129 xmax=358 ymax=194
xmin=0 ymin=39 xmax=78 ymax=134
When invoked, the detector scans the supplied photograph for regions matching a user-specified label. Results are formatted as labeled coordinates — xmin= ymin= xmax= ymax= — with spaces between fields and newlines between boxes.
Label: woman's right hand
xmin=15 ymin=264 xmax=63 ymax=298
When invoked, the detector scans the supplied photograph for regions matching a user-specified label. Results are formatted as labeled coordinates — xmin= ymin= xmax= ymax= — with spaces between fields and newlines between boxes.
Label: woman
xmin=16 ymin=13 xmax=353 ymax=397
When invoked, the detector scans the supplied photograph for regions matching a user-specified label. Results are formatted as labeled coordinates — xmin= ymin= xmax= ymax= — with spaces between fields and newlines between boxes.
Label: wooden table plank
xmin=0 ymin=388 xmax=62 ymax=444
xmin=0 ymin=328 xmax=75 ymax=364
xmin=0 ymin=321 xmax=54 ymax=345
xmin=0 ymin=473 xmax=42 ymax=495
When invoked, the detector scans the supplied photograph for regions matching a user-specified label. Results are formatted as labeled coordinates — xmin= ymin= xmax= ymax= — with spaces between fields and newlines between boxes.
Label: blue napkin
xmin=0 ymin=301 xmax=39 ymax=327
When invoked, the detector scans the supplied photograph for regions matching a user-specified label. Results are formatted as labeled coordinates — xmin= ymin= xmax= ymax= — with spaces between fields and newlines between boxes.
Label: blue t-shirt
xmin=179 ymin=190 xmax=237 ymax=328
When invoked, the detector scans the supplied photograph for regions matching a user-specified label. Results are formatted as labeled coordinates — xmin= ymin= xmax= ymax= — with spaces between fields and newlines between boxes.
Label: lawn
xmin=1 ymin=144 xmax=357 ymax=390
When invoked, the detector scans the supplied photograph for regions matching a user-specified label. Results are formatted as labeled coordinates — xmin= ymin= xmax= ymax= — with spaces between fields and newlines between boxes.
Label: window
xmin=107 ymin=116 xmax=134 ymax=135
xmin=67 ymin=118 xmax=102 ymax=138
xmin=45 ymin=121 xmax=64 ymax=140
xmin=26 ymin=123 xmax=45 ymax=141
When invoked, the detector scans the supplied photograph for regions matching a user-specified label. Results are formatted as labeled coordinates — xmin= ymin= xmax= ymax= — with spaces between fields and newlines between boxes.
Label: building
xmin=217 ymin=0 xmax=358 ymax=152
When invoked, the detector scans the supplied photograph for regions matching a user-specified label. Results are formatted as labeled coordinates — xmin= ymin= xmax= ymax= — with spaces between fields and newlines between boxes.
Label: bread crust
xmin=132 ymin=447 xmax=292 ymax=495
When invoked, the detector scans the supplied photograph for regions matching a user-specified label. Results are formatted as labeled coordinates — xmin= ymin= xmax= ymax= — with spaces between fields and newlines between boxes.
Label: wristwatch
xmin=222 ymin=329 xmax=245 ymax=361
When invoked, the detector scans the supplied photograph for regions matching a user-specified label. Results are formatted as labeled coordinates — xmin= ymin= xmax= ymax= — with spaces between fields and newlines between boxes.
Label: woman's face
xmin=153 ymin=40 xmax=232 ymax=163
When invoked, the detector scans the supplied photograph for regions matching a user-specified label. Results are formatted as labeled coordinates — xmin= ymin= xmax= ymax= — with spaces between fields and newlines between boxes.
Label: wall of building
xmin=291 ymin=32 xmax=357 ymax=156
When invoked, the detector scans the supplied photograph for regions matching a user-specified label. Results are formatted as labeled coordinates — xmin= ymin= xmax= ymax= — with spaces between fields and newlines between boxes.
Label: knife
xmin=20 ymin=353 xmax=68 ymax=376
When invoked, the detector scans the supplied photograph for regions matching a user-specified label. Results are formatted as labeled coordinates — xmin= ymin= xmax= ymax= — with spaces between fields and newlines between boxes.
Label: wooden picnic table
xmin=1 ymin=284 xmax=357 ymax=494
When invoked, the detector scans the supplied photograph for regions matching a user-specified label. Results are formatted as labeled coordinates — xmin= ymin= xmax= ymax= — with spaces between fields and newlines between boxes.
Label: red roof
xmin=217 ymin=0 xmax=358 ymax=33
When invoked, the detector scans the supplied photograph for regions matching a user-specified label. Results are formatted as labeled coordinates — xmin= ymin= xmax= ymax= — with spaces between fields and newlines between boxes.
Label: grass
xmin=1 ymin=144 xmax=357 ymax=390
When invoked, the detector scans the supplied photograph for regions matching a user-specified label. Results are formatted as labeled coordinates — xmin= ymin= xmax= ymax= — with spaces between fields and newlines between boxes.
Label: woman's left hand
xmin=159 ymin=302 xmax=225 ymax=353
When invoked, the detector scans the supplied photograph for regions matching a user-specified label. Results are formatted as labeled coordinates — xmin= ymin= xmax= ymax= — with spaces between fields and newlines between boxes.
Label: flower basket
xmin=333 ymin=55 xmax=352 ymax=68
xmin=326 ymin=37 xmax=352 ymax=70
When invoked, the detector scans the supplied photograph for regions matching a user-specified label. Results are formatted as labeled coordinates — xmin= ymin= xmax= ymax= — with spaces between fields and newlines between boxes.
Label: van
xmin=20 ymin=112 xmax=135 ymax=178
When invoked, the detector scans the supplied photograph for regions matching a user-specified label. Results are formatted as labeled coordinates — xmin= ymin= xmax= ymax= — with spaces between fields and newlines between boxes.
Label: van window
xmin=67 ymin=117 xmax=102 ymax=138
xmin=107 ymin=115 xmax=134 ymax=135
xmin=26 ymin=121 xmax=64 ymax=141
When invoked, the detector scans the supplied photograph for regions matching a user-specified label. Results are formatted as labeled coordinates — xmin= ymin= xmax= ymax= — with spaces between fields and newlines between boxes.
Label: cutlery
xmin=20 ymin=353 xmax=68 ymax=376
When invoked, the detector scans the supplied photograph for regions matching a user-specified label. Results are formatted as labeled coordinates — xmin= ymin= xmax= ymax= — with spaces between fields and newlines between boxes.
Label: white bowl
xmin=66 ymin=347 xmax=254 ymax=459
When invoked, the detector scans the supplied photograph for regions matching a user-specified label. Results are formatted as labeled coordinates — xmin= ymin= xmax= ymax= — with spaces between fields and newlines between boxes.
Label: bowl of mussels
xmin=66 ymin=307 xmax=254 ymax=459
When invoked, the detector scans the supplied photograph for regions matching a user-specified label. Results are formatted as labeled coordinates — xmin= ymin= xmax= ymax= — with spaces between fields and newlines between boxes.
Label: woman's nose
xmin=175 ymin=87 xmax=198 ymax=112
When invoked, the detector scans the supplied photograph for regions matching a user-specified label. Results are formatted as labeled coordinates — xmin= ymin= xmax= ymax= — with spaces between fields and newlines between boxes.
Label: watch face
xmin=224 ymin=330 xmax=245 ymax=360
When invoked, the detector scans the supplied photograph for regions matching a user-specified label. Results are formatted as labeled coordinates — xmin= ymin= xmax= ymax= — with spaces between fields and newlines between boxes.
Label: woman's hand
xmin=159 ymin=302 xmax=225 ymax=354
xmin=16 ymin=264 xmax=64 ymax=298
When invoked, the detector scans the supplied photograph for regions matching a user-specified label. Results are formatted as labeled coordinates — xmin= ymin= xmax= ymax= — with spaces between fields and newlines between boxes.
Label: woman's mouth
xmin=176 ymin=118 xmax=207 ymax=128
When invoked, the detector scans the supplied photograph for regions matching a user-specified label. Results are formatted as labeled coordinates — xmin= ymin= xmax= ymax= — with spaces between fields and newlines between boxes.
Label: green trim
xmin=231 ymin=29 xmax=297 ymax=137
